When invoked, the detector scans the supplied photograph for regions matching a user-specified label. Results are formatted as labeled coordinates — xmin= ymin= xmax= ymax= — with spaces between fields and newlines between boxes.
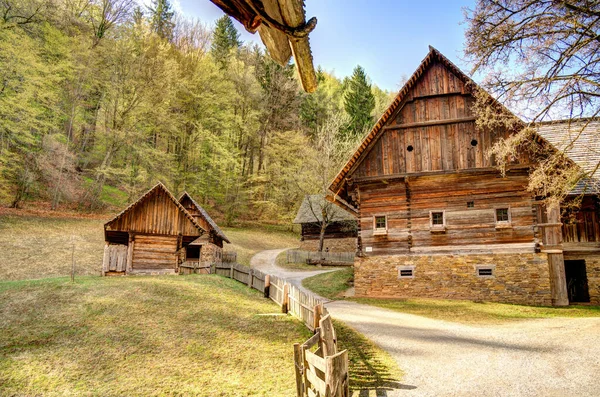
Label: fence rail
xmin=287 ymin=250 xmax=355 ymax=265
xmin=222 ymin=252 xmax=237 ymax=263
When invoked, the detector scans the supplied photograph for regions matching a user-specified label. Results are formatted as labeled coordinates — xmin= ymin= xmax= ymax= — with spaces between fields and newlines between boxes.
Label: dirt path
xmin=249 ymin=248 xmax=336 ymax=298
xmin=326 ymin=300 xmax=600 ymax=396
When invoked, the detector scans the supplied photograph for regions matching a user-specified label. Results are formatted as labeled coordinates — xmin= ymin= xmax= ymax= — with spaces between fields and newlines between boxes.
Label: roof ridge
xmin=178 ymin=191 xmax=230 ymax=244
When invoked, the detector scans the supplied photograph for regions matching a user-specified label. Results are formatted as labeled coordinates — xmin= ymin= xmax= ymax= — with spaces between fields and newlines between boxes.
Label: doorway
xmin=564 ymin=260 xmax=590 ymax=303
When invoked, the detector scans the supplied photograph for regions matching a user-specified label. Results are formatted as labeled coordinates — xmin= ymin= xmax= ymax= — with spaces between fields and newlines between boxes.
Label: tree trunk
xmin=318 ymin=221 xmax=326 ymax=254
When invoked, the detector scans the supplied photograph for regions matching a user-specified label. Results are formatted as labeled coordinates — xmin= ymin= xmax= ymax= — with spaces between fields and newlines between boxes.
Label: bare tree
xmin=464 ymin=0 xmax=600 ymax=200
xmin=88 ymin=0 xmax=134 ymax=44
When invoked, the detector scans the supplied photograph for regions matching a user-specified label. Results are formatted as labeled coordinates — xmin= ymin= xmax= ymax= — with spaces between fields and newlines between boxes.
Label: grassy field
xmin=0 ymin=275 xmax=403 ymax=395
xmin=302 ymin=268 xmax=354 ymax=300
xmin=0 ymin=275 xmax=312 ymax=396
xmin=0 ymin=213 xmax=301 ymax=280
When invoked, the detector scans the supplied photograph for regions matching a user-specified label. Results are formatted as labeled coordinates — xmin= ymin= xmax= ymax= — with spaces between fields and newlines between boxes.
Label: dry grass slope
xmin=0 ymin=275 xmax=312 ymax=396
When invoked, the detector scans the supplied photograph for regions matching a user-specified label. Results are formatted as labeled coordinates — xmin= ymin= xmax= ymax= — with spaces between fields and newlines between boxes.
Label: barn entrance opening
xmin=186 ymin=245 xmax=201 ymax=260
xmin=564 ymin=260 xmax=590 ymax=303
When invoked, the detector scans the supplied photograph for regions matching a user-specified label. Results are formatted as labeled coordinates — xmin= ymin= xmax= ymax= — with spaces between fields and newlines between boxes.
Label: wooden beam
xmin=257 ymin=0 xmax=291 ymax=65
xmin=383 ymin=116 xmax=478 ymax=131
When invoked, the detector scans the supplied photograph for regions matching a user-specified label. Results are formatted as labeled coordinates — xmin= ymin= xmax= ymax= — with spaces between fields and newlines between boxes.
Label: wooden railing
xmin=222 ymin=251 xmax=237 ymax=263
xmin=179 ymin=261 xmax=211 ymax=274
xmin=294 ymin=314 xmax=349 ymax=397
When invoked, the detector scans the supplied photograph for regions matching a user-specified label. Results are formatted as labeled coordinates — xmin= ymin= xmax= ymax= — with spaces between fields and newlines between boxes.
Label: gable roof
xmin=179 ymin=192 xmax=230 ymax=244
xmin=329 ymin=46 xmax=523 ymax=195
xmin=105 ymin=182 xmax=206 ymax=233
xmin=536 ymin=119 xmax=600 ymax=195
xmin=293 ymin=195 xmax=356 ymax=224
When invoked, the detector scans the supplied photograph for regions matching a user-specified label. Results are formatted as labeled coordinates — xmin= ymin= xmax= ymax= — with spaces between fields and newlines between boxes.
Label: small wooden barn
xmin=103 ymin=183 xmax=228 ymax=275
xmin=293 ymin=195 xmax=357 ymax=252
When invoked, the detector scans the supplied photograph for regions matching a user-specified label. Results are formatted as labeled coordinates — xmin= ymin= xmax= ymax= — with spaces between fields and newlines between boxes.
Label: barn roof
xmin=536 ymin=119 xmax=600 ymax=195
xmin=105 ymin=182 xmax=206 ymax=233
xmin=179 ymin=192 xmax=230 ymax=244
xmin=293 ymin=195 xmax=356 ymax=224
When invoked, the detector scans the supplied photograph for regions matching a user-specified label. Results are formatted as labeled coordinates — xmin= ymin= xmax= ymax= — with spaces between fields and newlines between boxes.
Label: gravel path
xmin=249 ymin=248 xmax=335 ymax=297
xmin=326 ymin=300 xmax=600 ymax=396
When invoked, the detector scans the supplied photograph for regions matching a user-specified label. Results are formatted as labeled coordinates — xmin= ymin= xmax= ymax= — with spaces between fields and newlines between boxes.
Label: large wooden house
xmin=329 ymin=47 xmax=600 ymax=306
xmin=293 ymin=195 xmax=357 ymax=252
xmin=103 ymin=183 xmax=228 ymax=275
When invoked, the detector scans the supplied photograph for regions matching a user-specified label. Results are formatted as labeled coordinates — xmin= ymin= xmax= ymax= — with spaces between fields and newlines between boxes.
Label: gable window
xmin=495 ymin=208 xmax=512 ymax=229
xmin=430 ymin=211 xmax=446 ymax=232
xmin=467 ymin=201 xmax=474 ymax=208
xmin=373 ymin=215 xmax=387 ymax=235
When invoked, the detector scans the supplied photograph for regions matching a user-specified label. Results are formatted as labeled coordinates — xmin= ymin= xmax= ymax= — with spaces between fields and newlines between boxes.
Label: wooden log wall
xmin=106 ymin=188 xmax=202 ymax=237
xmin=132 ymin=235 xmax=178 ymax=270
xmin=562 ymin=196 xmax=600 ymax=245
xmin=359 ymin=172 xmax=536 ymax=255
xmin=353 ymin=61 xmax=528 ymax=179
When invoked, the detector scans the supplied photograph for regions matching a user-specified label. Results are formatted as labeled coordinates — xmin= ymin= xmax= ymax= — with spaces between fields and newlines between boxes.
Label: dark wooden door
xmin=565 ymin=260 xmax=590 ymax=303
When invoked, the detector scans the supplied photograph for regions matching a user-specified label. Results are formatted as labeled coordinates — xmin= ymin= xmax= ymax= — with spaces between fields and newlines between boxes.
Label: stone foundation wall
xmin=564 ymin=253 xmax=600 ymax=305
xmin=299 ymin=237 xmax=356 ymax=253
xmin=201 ymin=243 xmax=222 ymax=264
xmin=355 ymin=253 xmax=553 ymax=306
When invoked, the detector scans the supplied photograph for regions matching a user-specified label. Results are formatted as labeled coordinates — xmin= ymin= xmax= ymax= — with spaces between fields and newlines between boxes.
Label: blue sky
xmin=175 ymin=0 xmax=475 ymax=92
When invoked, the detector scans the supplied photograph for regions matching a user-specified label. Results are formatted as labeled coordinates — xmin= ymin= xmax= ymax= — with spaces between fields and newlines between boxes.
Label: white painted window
xmin=373 ymin=215 xmax=388 ymax=235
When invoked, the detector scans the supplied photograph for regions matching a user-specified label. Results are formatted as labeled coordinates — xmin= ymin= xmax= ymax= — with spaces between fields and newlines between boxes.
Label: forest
xmin=0 ymin=0 xmax=393 ymax=224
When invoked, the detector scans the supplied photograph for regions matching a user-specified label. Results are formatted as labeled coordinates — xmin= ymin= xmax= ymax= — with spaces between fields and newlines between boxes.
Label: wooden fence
xmin=286 ymin=250 xmax=354 ymax=265
xmin=288 ymin=284 xmax=324 ymax=331
xmin=294 ymin=314 xmax=349 ymax=397
xmin=222 ymin=252 xmax=237 ymax=263
xmin=179 ymin=261 xmax=211 ymax=275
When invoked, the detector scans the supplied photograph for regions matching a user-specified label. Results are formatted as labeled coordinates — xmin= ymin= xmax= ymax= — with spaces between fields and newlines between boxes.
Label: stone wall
xmin=564 ymin=253 xmax=600 ymax=305
xmin=299 ymin=237 xmax=356 ymax=253
xmin=201 ymin=243 xmax=222 ymax=264
xmin=355 ymin=253 xmax=553 ymax=306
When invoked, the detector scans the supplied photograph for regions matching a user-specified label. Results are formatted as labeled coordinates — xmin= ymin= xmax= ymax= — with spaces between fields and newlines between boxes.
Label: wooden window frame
xmin=476 ymin=265 xmax=496 ymax=278
xmin=398 ymin=265 xmax=415 ymax=279
xmin=373 ymin=215 xmax=388 ymax=236
xmin=429 ymin=210 xmax=446 ymax=233
xmin=494 ymin=207 xmax=512 ymax=229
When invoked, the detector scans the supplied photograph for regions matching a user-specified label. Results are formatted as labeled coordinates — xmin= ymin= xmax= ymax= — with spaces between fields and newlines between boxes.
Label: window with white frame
xmin=430 ymin=211 xmax=446 ymax=232
xmin=495 ymin=207 xmax=511 ymax=228
xmin=398 ymin=265 xmax=415 ymax=279
xmin=373 ymin=215 xmax=387 ymax=235
xmin=476 ymin=265 xmax=495 ymax=277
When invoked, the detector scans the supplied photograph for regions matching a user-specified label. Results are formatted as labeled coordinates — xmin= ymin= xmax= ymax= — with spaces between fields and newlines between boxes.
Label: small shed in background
xmin=293 ymin=195 xmax=357 ymax=252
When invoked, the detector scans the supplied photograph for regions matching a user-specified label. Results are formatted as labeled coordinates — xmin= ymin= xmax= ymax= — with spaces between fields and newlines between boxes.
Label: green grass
xmin=82 ymin=178 xmax=129 ymax=208
xmin=302 ymin=268 xmax=354 ymax=300
xmin=335 ymin=320 xmax=404 ymax=392
xmin=0 ymin=215 xmax=105 ymax=280
xmin=0 ymin=275 xmax=312 ymax=396
xmin=222 ymin=226 xmax=299 ymax=266
xmin=274 ymin=250 xmax=323 ymax=271
xmin=352 ymin=297 xmax=600 ymax=324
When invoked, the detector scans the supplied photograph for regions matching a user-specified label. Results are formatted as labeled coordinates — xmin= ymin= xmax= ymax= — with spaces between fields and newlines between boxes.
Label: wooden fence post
xmin=229 ymin=263 xmax=234 ymax=279
xmin=248 ymin=268 xmax=253 ymax=288
xmin=282 ymin=283 xmax=290 ymax=313
xmin=293 ymin=343 xmax=303 ymax=397
xmin=319 ymin=314 xmax=337 ymax=357
xmin=325 ymin=350 xmax=349 ymax=397
xmin=264 ymin=274 xmax=270 ymax=298
xmin=312 ymin=304 xmax=322 ymax=332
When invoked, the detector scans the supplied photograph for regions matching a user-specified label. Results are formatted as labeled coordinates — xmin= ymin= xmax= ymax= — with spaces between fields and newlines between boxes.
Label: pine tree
xmin=210 ymin=15 xmax=241 ymax=68
xmin=343 ymin=65 xmax=375 ymax=139
xmin=148 ymin=0 xmax=175 ymax=41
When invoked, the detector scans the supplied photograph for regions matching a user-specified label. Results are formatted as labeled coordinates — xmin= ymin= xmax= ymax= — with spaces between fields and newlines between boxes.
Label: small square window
xmin=476 ymin=265 xmax=495 ymax=277
xmin=373 ymin=216 xmax=387 ymax=235
xmin=398 ymin=266 xmax=415 ymax=279
xmin=496 ymin=208 xmax=509 ymax=222
xmin=467 ymin=201 xmax=474 ymax=208
xmin=431 ymin=212 xmax=444 ymax=226
xmin=375 ymin=216 xmax=386 ymax=229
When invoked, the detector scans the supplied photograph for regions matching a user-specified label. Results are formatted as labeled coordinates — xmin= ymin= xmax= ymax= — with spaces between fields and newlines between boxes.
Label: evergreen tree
xmin=211 ymin=15 xmax=241 ymax=68
xmin=343 ymin=65 xmax=375 ymax=139
xmin=148 ymin=0 xmax=175 ymax=41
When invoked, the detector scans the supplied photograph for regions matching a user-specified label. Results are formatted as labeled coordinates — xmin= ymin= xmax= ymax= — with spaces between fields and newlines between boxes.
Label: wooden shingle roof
xmin=536 ymin=120 xmax=600 ymax=195
xmin=105 ymin=182 xmax=206 ymax=233
xmin=179 ymin=192 xmax=230 ymax=244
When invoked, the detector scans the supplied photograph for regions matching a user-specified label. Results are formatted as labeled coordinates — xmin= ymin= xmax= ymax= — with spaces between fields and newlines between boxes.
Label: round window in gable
xmin=471 ymin=139 xmax=478 ymax=147
xmin=407 ymin=145 xmax=414 ymax=152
